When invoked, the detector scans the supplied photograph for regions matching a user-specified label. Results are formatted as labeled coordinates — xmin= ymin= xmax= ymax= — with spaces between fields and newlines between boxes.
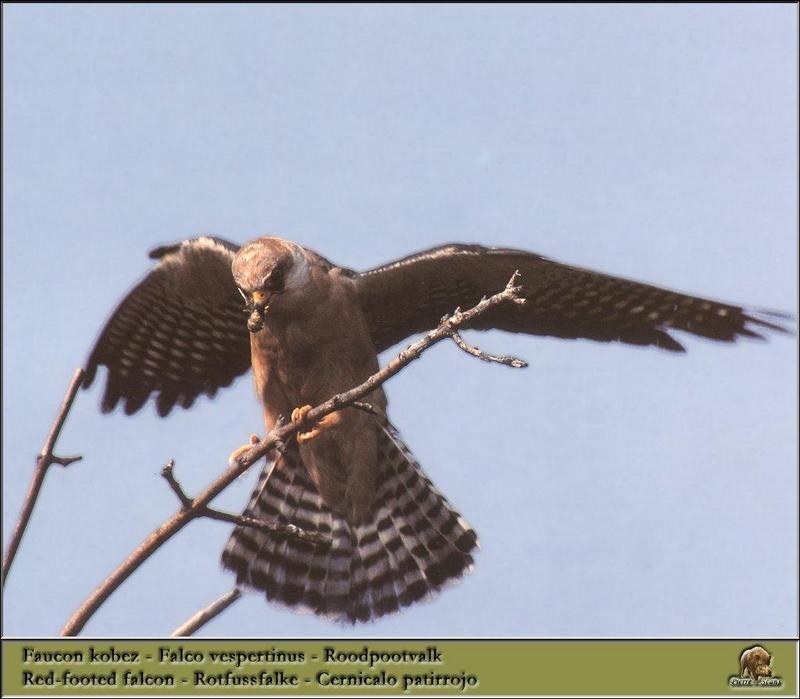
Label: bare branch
xmin=449 ymin=330 xmax=528 ymax=368
xmin=350 ymin=401 xmax=381 ymax=416
xmin=162 ymin=457 xmax=324 ymax=541
xmin=3 ymin=368 xmax=85 ymax=587
xmin=59 ymin=274 xmax=526 ymax=636
xmin=161 ymin=460 xmax=192 ymax=508
xmin=170 ymin=588 xmax=242 ymax=637
xmin=202 ymin=508 xmax=329 ymax=546
xmin=238 ymin=271 xmax=529 ymax=466
xmin=49 ymin=455 xmax=83 ymax=466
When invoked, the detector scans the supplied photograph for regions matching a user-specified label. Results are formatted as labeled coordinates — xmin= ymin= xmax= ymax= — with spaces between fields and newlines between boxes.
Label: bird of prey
xmin=84 ymin=236 xmax=789 ymax=623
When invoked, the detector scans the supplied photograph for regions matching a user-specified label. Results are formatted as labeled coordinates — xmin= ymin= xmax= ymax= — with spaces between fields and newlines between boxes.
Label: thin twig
xmin=449 ymin=330 xmax=528 ymax=368
xmin=161 ymin=459 xmax=328 ymax=544
xmin=351 ymin=401 xmax=381 ymax=416
xmin=170 ymin=588 xmax=242 ymax=637
xmin=161 ymin=460 xmax=191 ymax=508
xmin=3 ymin=368 xmax=85 ymax=587
xmin=59 ymin=274 xmax=526 ymax=636
xmin=202 ymin=508 xmax=330 ymax=545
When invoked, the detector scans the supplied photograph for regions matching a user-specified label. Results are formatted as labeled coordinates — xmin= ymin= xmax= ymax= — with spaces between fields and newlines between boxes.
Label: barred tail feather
xmin=221 ymin=421 xmax=478 ymax=623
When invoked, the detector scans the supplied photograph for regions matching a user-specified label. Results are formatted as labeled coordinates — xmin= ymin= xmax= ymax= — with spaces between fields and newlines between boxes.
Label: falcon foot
xmin=291 ymin=404 xmax=341 ymax=443
xmin=228 ymin=434 xmax=260 ymax=465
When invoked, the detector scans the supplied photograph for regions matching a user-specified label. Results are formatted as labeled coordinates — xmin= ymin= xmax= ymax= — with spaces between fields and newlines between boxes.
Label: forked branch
xmin=59 ymin=273 xmax=527 ymax=636
xmin=3 ymin=368 xmax=85 ymax=587
xmin=162 ymin=459 xmax=329 ymax=545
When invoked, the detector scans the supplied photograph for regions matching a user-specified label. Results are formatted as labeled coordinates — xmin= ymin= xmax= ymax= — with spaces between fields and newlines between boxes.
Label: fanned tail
xmin=221 ymin=420 xmax=478 ymax=623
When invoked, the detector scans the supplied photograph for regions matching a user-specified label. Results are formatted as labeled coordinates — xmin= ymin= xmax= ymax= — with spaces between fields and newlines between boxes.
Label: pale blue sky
xmin=3 ymin=4 xmax=797 ymax=638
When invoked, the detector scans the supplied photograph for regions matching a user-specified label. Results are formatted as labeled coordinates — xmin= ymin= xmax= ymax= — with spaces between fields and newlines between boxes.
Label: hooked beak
xmin=246 ymin=290 xmax=271 ymax=333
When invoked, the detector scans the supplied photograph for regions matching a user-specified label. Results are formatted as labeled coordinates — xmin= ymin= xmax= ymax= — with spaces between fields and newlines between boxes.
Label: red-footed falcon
xmin=84 ymin=236 xmax=789 ymax=622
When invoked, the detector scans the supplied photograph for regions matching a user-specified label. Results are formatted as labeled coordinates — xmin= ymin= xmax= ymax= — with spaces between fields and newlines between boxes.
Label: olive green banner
xmin=2 ymin=639 xmax=796 ymax=696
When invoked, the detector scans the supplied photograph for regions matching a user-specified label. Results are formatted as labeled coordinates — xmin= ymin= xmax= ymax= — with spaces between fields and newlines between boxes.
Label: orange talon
xmin=292 ymin=404 xmax=341 ymax=443
xmin=291 ymin=404 xmax=313 ymax=425
xmin=228 ymin=433 xmax=260 ymax=465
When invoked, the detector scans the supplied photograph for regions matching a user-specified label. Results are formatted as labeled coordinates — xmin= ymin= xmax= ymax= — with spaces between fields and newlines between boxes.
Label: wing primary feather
xmin=84 ymin=236 xmax=251 ymax=416
xmin=355 ymin=243 xmax=792 ymax=353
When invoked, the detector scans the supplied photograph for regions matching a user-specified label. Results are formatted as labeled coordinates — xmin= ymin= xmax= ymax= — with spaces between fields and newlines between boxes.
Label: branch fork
xmin=441 ymin=271 xmax=529 ymax=369
xmin=3 ymin=368 xmax=86 ymax=587
xmin=161 ymin=460 xmax=329 ymax=545
xmin=47 ymin=272 xmax=529 ymax=636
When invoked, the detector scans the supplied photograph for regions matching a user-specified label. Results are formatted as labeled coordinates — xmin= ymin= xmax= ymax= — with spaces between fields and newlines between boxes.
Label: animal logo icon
xmin=729 ymin=645 xmax=783 ymax=688
xmin=740 ymin=646 xmax=773 ymax=681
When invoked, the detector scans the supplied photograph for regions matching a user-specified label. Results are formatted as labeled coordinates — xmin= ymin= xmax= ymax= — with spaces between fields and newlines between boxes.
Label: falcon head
xmin=231 ymin=237 xmax=310 ymax=333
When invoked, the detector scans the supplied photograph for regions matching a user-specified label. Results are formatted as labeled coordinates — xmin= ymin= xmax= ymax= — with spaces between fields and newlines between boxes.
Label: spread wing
xmin=84 ymin=236 xmax=251 ymax=416
xmin=355 ymin=244 xmax=790 ymax=353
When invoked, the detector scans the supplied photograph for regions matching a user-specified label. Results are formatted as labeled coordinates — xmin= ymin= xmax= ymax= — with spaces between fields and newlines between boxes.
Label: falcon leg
xmin=291 ymin=404 xmax=341 ymax=443
xmin=228 ymin=434 xmax=260 ymax=465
